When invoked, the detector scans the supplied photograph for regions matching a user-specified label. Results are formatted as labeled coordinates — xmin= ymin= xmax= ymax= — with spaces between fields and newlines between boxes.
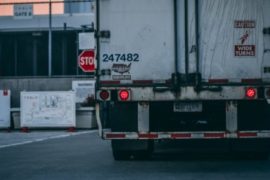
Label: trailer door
xmin=199 ymin=0 xmax=270 ymax=82
xmin=98 ymin=0 xmax=175 ymax=84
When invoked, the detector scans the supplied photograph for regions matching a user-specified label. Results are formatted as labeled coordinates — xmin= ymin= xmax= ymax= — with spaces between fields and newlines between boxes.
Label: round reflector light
xmin=100 ymin=90 xmax=109 ymax=100
xmin=119 ymin=90 xmax=130 ymax=101
xmin=246 ymin=88 xmax=256 ymax=99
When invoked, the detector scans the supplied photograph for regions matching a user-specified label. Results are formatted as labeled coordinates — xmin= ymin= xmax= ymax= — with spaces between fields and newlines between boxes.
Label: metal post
xmin=226 ymin=101 xmax=238 ymax=133
xmin=96 ymin=0 xmax=100 ymax=88
xmin=76 ymin=32 xmax=79 ymax=75
xmin=14 ymin=39 xmax=18 ymax=76
xmin=0 ymin=40 xmax=1 ymax=73
xmin=184 ymin=0 xmax=189 ymax=80
xmin=48 ymin=0 xmax=52 ymax=76
xmin=33 ymin=39 xmax=37 ymax=76
xmin=173 ymin=0 xmax=179 ymax=76
xmin=138 ymin=102 xmax=150 ymax=132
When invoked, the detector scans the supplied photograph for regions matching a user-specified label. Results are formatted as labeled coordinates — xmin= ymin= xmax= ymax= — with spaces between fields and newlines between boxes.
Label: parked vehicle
xmin=95 ymin=0 xmax=270 ymax=160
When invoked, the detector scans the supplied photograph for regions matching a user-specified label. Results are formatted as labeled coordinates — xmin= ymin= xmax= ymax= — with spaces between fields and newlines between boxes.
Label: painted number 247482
xmin=102 ymin=53 xmax=140 ymax=62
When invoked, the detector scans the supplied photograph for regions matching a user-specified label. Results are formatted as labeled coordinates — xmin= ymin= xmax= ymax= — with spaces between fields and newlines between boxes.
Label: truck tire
xmin=249 ymin=152 xmax=269 ymax=160
xmin=112 ymin=140 xmax=154 ymax=161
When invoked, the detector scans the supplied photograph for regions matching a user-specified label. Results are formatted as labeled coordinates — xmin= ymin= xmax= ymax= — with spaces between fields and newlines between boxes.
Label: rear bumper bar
xmin=103 ymin=131 xmax=270 ymax=140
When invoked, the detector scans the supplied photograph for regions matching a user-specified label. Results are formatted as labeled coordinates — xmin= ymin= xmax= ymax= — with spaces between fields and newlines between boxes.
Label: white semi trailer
xmin=95 ymin=0 xmax=270 ymax=160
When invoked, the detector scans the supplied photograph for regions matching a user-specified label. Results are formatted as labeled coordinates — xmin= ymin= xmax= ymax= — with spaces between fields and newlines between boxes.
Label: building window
xmin=0 ymin=1 xmax=94 ymax=77
xmin=0 ymin=31 xmax=82 ymax=77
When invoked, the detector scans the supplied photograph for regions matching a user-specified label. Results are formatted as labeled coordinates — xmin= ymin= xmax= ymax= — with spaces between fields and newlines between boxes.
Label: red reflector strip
xmin=100 ymin=81 xmax=120 ymax=85
xmin=133 ymin=80 xmax=153 ymax=85
xmin=103 ymin=131 xmax=269 ymax=140
xmin=204 ymin=133 xmax=225 ymax=138
xmin=171 ymin=133 xmax=192 ymax=139
xmin=105 ymin=133 xmax=126 ymax=139
xmin=138 ymin=133 xmax=158 ymax=139
xmin=238 ymin=132 xmax=257 ymax=138
xmin=241 ymin=79 xmax=262 ymax=84
xmin=208 ymin=79 xmax=229 ymax=84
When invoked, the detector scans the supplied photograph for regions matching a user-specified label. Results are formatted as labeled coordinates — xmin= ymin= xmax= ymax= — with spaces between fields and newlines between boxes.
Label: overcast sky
xmin=0 ymin=0 xmax=64 ymax=16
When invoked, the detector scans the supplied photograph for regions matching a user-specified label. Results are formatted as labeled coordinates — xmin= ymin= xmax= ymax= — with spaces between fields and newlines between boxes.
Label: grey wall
xmin=0 ymin=13 xmax=94 ymax=31
xmin=0 ymin=77 xmax=93 ymax=107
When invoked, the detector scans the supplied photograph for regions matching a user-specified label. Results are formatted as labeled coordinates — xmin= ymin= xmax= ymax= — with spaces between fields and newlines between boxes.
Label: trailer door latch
xmin=96 ymin=30 xmax=111 ymax=38
xmin=100 ymin=69 xmax=111 ymax=76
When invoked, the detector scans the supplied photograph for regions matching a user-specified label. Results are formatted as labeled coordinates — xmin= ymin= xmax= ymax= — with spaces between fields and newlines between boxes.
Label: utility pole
xmin=48 ymin=0 xmax=52 ymax=76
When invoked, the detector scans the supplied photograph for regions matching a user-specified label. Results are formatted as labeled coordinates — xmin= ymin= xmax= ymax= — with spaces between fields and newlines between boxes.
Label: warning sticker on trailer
xmin=234 ymin=20 xmax=256 ymax=57
xmin=235 ymin=45 xmax=255 ymax=56
xmin=234 ymin=20 xmax=256 ymax=28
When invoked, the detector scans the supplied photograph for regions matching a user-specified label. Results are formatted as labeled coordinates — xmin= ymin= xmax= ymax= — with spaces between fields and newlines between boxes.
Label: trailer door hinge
xmin=96 ymin=30 xmax=111 ymax=38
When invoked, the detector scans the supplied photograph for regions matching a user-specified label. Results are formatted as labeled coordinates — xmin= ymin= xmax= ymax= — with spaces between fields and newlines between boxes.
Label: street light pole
xmin=48 ymin=0 xmax=52 ymax=76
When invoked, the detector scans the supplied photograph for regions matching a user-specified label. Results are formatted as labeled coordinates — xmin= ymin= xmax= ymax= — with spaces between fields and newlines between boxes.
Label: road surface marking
xmin=0 ymin=130 xmax=97 ymax=149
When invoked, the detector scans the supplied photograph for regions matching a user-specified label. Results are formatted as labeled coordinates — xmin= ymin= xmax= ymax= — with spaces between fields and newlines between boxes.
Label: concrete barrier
xmin=11 ymin=108 xmax=97 ymax=129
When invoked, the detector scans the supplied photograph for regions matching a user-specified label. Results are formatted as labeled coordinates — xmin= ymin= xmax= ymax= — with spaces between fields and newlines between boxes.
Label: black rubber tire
xmin=250 ymin=152 xmax=269 ymax=160
xmin=112 ymin=150 xmax=133 ymax=161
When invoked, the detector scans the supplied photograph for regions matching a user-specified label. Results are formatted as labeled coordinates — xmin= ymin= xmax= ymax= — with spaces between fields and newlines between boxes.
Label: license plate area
xmin=173 ymin=102 xmax=203 ymax=112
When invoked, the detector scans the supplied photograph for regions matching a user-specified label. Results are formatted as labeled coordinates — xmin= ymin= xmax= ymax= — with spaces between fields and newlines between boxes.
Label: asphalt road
xmin=0 ymin=131 xmax=270 ymax=180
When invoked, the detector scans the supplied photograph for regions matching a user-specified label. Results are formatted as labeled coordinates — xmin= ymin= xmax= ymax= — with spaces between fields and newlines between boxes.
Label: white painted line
xmin=0 ymin=130 xmax=97 ymax=149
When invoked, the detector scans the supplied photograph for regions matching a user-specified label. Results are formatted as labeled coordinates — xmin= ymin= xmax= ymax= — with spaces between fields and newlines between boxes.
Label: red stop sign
xmin=78 ymin=50 xmax=95 ymax=72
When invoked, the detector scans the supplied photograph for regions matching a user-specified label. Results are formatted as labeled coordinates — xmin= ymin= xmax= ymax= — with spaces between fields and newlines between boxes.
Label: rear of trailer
xmin=95 ymin=0 xmax=270 ymax=160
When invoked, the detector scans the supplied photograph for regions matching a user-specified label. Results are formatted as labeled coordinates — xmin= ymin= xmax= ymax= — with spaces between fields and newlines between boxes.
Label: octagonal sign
xmin=78 ymin=50 xmax=95 ymax=72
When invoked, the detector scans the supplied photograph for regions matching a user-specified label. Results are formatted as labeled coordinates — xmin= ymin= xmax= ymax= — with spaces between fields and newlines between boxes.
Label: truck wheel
xmin=111 ymin=140 xmax=154 ymax=161
xmin=250 ymin=152 xmax=269 ymax=160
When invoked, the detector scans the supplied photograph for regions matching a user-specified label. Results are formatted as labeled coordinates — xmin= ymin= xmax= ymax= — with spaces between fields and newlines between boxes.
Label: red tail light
xmin=245 ymin=87 xmax=256 ymax=99
xmin=99 ymin=90 xmax=110 ymax=100
xmin=119 ymin=90 xmax=130 ymax=101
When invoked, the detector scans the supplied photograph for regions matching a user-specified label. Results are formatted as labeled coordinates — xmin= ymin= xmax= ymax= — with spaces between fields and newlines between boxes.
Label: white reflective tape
xmin=158 ymin=133 xmax=171 ymax=139
xmin=226 ymin=133 xmax=238 ymax=138
xmin=257 ymin=132 xmax=270 ymax=138
xmin=120 ymin=80 xmax=132 ymax=84
xmin=191 ymin=133 xmax=204 ymax=139
xmin=126 ymin=133 xmax=139 ymax=139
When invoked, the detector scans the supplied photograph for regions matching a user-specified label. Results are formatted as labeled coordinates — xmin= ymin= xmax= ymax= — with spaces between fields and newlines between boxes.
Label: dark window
xmin=17 ymin=34 xmax=34 ymax=76
xmin=0 ymin=31 xmax=79 ymax=77
xmin=36 ymin=34 xmax=49 ymax=76
xmin=0 ymin=35 xmax=15 ymax=76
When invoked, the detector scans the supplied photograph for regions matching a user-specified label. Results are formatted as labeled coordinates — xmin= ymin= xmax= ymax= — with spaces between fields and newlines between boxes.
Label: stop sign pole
xmin=78 ymin=50 xmax=95 ymax=73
